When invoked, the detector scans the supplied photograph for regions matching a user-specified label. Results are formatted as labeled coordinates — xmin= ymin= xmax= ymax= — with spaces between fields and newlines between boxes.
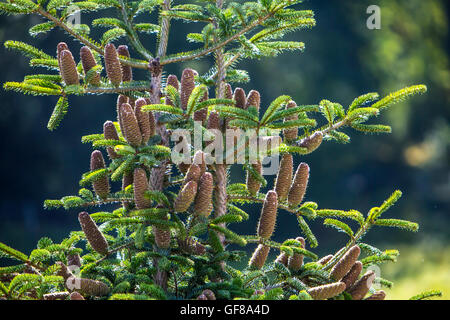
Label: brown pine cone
xmin=103 ymin=121 xmax=120 ymax=160
xmin=78 ymin=211 xmax=109 ymax=255
xmin=308 ymin=282 xmax=346 ymax=300
xmin=246 ymin=161 xmax=262 ymax=196
xmin=70 ymin=292 xmax=85 ymax=300
xmin=165 ymin=74 xmax=179 ymax=106
xmin=318 ymin=254 xmax=333 ymax=265
xmin=117 ymin=45 xmax=132 ymax=82
xmin=287 ymin=237 xmax=305 ymax=272
xmin=90 ymin=150 xmax=110 ymax=200
xmin=194 ymin=172 xmax=214 ymax=217
xmin=233 ymin=88 xmax=246 ymax=109
xmin=134 ymin=98 xmax=151 ymax=144
xmin=257 ymin=190 xmax=278 ymax=239
xmin=80 ymin=46 xmax=100 ymax=86
xmin=347 ymin=270 xmax=376 ymax=300
xmin=275 ymin=252 xmax=289 ymax=266
xmin=341 ymin=261 xmax=363 ymax=289
xmin=74 ymin=277 xmax=110 ymax=296
xmin=365 ymin=290 xmax=386 ymax=300
xmin=283 ymin=100 xmax=299 ymax=142
xmin=193 ymin=89 xmax=209 ymax=123
xmin=274 ymin=153 xmax=293 ymax=201
xmin=43 ymin=292 xmax=69 ymax=300
xmin=133 ymin=168 xmax=151 ymax=209
xmin=193 ymin=150 xmax=207 ymax=177
xmin=119 ymin=102 xmax=142 ymax=147
xmin=59 ymin=50 xmax=79 ymax=86
xmin=298 ymin=131 xmax=323 ymax=154
xmin=287 ymin=162 xmax=309 ymax=207
xmin=249 ymin=244 xmax=270 ymax=269
xmin=180 ymin=68 xmax=197 ymax=110
xmin=104 ymin=43 xmax=122 ymax=86
xmin=177 ymin=237 xmax=206 ymax=255
xmin=174 ymin=180 xmax=197 ymax=212
xmin=246 ymin=90 xmax=261 ymax=110
xmin=330 ymin=245 xmax=361 ymax=281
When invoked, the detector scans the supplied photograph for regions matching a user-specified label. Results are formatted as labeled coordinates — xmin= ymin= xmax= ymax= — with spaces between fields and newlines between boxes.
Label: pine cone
xmin=116 ymin=94 xmax=128 ymax=130
xmin=202 ymin=289 xmax=216 ymax=300
xmin=365 ymin=290 xmax=386 ymax=300
xmin=246 ymin=90 xmax=260 ymax=110
xmin=104 ymin=43 xmax=122 ymax=86
xmin=174 ymin=180 xmax=197 ymax=212
xmin=56 ymin=42 xmax=69 ymax=62
xmin=180 ymin=68 xmax=197 ymax=110
xmin=177 ymin=237 xmax=206 ymax=255
xmin=246 ymin=161 xmax=262 ymax=196
xmin=133 ymin=168 xmax=151 ymax=209
xmin=233 ymin=88 xmax=246 ymax=109
xmin=287 ymin=237 xmax=305 ymax=272
xmin=224 ymin=83 xmax=233 ymax=99
xmin=347 ymin=270 xmax=376 ymax=300
xmin=318 ymin=254 xmax=333 ymax=265
xmin=207 ymin=111 xmax=221 ymax=131
xmin=90 ymin=150 xmax=110 ymax=200
xmin=274 ymin=153 xmax=293 ymax=201
xmin=193 ymin=89 xmax=209 ymax=123
xmin=194 ymin=172 xmax=214 ymax=217
xmin=257 ymin=190 xmax=278 ymax=239
xmin=59 ymin=50 xmax=79 ymax=86
xmin=117 ymin=45 xmax=132 ymax=82
xmin=134 ymin=98 xmax=151 ymax=144
xmin=80 ymin=46 xmax=100 ymax=86
xmin=153 ymin=215 xmax=171 ymax=249
xmin=78 ymin=211 xmax=109 ymax=255
xmin=287 ymin=162 xmax=309 ymax=207
xmin=298 ymin=131 xmax=323 ymax=154
xmin=283 ymin=100 xmax=298 ymax=142
xmin=103 ymin=121 xmax=120 ymax=160
xmin=119 ymin=103 xmax=142 ymax=147
xmin=342 ymin=261 xmax=363 ymax=289
xmin=193 ymin=150 xmax=207 ymax=177
xmin=165 ymin=74 xmax=179 ymax=106
xmin=249 ymin=244 xmax=270 ymax=269
xmin=275 ymin=252 xmax=289 ymax=266
xmin=67 ymin=254 xmax=81 ymax=268
xmin=197 ymin=294 xmax=207 ymax=300
xmin=74 ymin=278 xmax=110 ymax=296
xmin=308 ymin=282 xmax=346 ymax=300
xmin=330 ymin=245 xmax=361 ymax=281
xmin=70 ymin=292 xmax=85 ymax=300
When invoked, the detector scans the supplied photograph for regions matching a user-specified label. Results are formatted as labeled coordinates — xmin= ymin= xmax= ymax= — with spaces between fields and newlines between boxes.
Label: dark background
xmin=0 ymin=0 xmax=448 ymax=297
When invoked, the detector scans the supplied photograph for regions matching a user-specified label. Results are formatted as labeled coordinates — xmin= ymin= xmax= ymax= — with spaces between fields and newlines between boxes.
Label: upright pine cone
xmin=207 ymin=111 xmax=221 ymax=131
xmin=117 ymin=45 xmax=132 ymax=82
xmin=365 ymin=290 xmax=386 ymax=300
xmin=330 ymin=245 xmax=361 ymax=281
xmin=342 ymin=261 xmax=363 ymax=289
xmin=246 ymin=90 xmax=261 ymax=110
xmin=283 ymin=100 xmax=298 ymax=142
xmin=177 ymin=236 xmax=206 ymax=255
xmin=233 ymin=88 xmax=247 ymax=109
xmin=165 ymin=74 xmax=179 ymax=106
xmin=274 ymin=153 xmax=293 ymax=201
xmin=116 ymin=94 xmax=128 ymax=129
xmin=347 ymin=270 xmax=376 ymax=300
xmin=57 ymin=42 xmax=69 ymax=62
xmin=80 ymin=46 xmax=100 ymax=86
xmin=249 ymin=244 xmax=270 ymax=269
xmin=257 ymin=190 xmax=278 ymax=239
xmin=224 ymin=83 xmax=233 ymax=99
xmin=78 ymin=211 xmax=109 ymax=255
xmin=180 ymin=68 xmax=197 ymax=110
xmin=193 ymin=89 xmax=209 ymax=123
xmin=275 ymin=252 xmax=289 ymax=266
xmin=103 ymin=121 xmax=120 ymax=160
xmin=133 ymin=168 xmax=151 ymax=209
xmin=90 ymin=150 xmax=110 ymax=200
xmin=174 ymin=180 xmax=197 ymax=212
xmin=193 ymin=150 xmax=207 ymax=177
xmin=298 ymin=131 xmax=323 ymax=154
xmin=287 ymin=162 xmax=309 ymax=207
xmin=318 ymin=254 xmax=333 ymax=265
xmin=104 ymin=43 xmax=122 ymax=86
xmin=246 ymin=161 xmax=262 ymax=196
xmin=308 ymin=282 xmax=346 ymax=300
xmin=288 ymin=237 xmax=305 ymax=272
xmin=134 ymin=98 xmax=151 ymax=144
xmin=59 ymin=50 xmax=79 ymax=86
xmin=119 ymin=103 xmax=142 ymax=147
xmin=194 ymin=172 xmax=214 ymax=217
xmin=153 ymin=213 xmax=171 ymax=249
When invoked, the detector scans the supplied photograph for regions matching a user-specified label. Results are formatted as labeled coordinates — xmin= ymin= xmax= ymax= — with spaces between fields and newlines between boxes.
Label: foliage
xmin=0 ymin=0 xmax=441 ymax=300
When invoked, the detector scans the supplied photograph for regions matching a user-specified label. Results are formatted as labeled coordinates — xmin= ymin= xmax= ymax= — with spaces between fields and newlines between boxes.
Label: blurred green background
xmin=0 ymin=0 xmax=448 ymax=299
